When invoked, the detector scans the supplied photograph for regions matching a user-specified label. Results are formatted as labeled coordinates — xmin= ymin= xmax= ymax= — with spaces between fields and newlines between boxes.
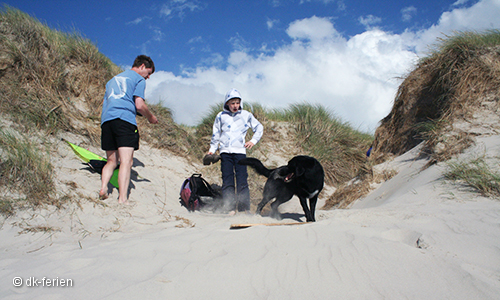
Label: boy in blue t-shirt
xmin=99 ymin=55 xmax=158 ymax=204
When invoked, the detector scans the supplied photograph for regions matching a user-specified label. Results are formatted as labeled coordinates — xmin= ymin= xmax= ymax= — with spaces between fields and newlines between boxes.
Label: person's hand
xmin=244 ymin=141 xmax=255 ymax=149
xmin=207 ymin=152 xmax=213 ymax=155
xmin=149 ymin=115 xmax=158 ymax=124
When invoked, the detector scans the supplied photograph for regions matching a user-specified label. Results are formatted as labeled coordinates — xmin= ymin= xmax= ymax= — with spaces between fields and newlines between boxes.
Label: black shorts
xmin=101 ymin=119 xmax=139 ymax=151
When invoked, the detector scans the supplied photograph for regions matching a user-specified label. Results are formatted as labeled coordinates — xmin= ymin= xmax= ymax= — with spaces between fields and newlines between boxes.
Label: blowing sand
xmin=1 ymin=133 xmax=500 ymax=299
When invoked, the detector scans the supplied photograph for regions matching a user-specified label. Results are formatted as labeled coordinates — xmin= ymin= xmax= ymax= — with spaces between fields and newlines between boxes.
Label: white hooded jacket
xmin=209 ymin=89 xmax=263 ymax=154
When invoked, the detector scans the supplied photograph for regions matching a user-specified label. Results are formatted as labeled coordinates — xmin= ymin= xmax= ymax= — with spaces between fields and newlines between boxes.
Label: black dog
xmin=239 ymin=155 xmax=324 ymax=222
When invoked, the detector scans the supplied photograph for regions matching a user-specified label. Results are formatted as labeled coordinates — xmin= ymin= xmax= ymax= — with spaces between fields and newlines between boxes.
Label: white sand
xmin=1 ymin=134 xmax=500 ymax=299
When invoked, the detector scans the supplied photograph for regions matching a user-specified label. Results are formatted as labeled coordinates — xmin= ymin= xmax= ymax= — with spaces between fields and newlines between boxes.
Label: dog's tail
xmin=238 ymin=157 xmax=272 ymax=178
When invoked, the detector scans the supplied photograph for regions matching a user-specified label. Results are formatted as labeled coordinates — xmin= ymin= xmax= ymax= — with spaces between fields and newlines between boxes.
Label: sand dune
xmin=1 ymin=134 xmax=500 ymax=299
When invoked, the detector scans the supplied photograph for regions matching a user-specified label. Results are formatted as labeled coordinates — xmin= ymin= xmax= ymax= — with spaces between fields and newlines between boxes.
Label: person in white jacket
xmin=207 ymin=88 xmax=264 ymax=213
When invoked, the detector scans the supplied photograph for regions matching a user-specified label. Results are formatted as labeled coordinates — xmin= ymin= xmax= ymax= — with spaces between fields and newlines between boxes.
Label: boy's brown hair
xmin=133 ymin=55 xmax=155 ymax=73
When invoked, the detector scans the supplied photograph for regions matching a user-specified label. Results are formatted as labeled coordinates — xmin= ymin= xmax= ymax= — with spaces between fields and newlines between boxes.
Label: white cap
xmin=225 ymin=88 xmax=241 ymax=103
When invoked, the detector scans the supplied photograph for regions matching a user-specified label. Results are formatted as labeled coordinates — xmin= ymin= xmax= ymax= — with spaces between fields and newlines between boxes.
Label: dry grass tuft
xmin=18 ymin=225 xmax=61 ymax=235
xmin=138 ymin=104 xmax=203 ymax=159
xmin=323 ymin=162 xmax=397 ymax=209
xmin=174 ymin=216 xmax=195 ymax=228
xmin=445 ymin=156 xmax=500 ymax=197
xmin=0 ymin=128 xmax=56 ymax=206
xmin=0 ymin=196 xmax=14 ymax=217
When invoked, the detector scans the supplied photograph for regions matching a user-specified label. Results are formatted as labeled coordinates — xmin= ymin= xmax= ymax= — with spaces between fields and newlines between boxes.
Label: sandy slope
xmin=1 ymin=133 xmax=500 ymax=299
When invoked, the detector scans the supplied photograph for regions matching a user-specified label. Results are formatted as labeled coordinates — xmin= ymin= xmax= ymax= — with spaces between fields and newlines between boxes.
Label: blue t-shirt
xmin=101 ymin=69 xmax=146 ymax=126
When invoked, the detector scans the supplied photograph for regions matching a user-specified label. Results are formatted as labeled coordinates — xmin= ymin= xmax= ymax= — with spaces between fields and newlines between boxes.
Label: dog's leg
xmin=269 ymin=191 xmax=294 ymax=220
xmin=298 ymin=196 xmax=315 ymax=222
xmin=256 ymin=193 xmax=275 ymax=216
xmin=257 ymin=197 xmax=281 ymax=219
xmin=269 ymin=200 xmax=282 ymax=220
xmin=256 ymin=179 xmax=280 ymax=216
xmin=256 ymin=198 xmax=269 ymax=215
xmin=308 ymin=195 xmax=318 ymax=222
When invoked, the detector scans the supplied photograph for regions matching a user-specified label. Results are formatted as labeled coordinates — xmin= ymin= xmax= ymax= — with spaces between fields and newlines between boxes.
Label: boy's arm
xmin=248 ymin=113 xmax=263 ymax=146
xmin=135 ymin=96 xmax=158 ymax=124
xmin=208 ymin=114 xmax=221 ymax=154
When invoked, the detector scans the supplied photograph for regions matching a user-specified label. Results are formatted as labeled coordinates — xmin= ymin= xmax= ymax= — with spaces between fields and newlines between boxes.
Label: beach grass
xmin=0 ymin=129 xmax=55 ymax=210
xmin=445 ymin=156 xmax=500 ymax=197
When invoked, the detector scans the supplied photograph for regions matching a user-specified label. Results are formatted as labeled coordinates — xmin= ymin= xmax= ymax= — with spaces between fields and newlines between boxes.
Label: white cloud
xmin=413 ymin=0 xmax=500 ymax=55
xmin=337 ymin=1 xmax=346 ymax=11
xmin=228 ymin=33 xmax=251 ymax=52
xmin=267 ymin=18 xmax=279 ymax=30
xmin=453 ymin=0 xmax=470 ymax=6
xmin=358 ymin=15 xmax=382 ymax=29
xmin=128 ymin=17 xmax=150 ymax=25
xmin=299 ymin=0 xmax=338 ymax=4
xmin=160 ymin=0 xmax=205 ymax=20
xmin=286 ymin=16 xmax=339 ymax=41
xmin=401 ymin=6 xmax=417 ymax=22
xmin=188 ymin=36 xmax=203 ymax=43
xmin=145 ymin=0 xmax=500 ymax=133
xmin=269 ymin=0 xmax=282 ymax=8
xmin=147 ymin=16 xmax=415 ymax=132
xmin=150 ymin=27 xmax=164 ymax=42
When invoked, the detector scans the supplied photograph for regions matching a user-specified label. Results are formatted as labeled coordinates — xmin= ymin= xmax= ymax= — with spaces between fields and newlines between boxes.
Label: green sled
xmin=63 ymin=139 xmax=119 ymax=189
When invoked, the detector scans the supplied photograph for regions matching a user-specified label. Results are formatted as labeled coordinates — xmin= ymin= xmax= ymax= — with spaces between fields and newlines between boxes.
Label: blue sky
xmin=4 ymin=0 xmax=500 ymax=132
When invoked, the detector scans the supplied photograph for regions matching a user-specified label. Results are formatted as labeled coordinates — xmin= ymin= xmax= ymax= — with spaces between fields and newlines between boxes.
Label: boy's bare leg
xmin=117 ymin=147 xmax=135 ymax=204
xmin=99 ymin=150 xmax=118 ymax=199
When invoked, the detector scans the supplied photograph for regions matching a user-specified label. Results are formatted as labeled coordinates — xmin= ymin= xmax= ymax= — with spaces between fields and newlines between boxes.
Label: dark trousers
xmin=220 ymin=153 xmax=250 ymax=211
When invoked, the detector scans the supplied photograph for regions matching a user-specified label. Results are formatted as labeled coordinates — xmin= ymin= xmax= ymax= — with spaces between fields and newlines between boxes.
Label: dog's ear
xmin=277 ymin=166 xmax=287 ymax=175
xmin=275 ymin=166 xmax=288 ymax=179
xmin=295 ymin=166 xmax=305 ymax=177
